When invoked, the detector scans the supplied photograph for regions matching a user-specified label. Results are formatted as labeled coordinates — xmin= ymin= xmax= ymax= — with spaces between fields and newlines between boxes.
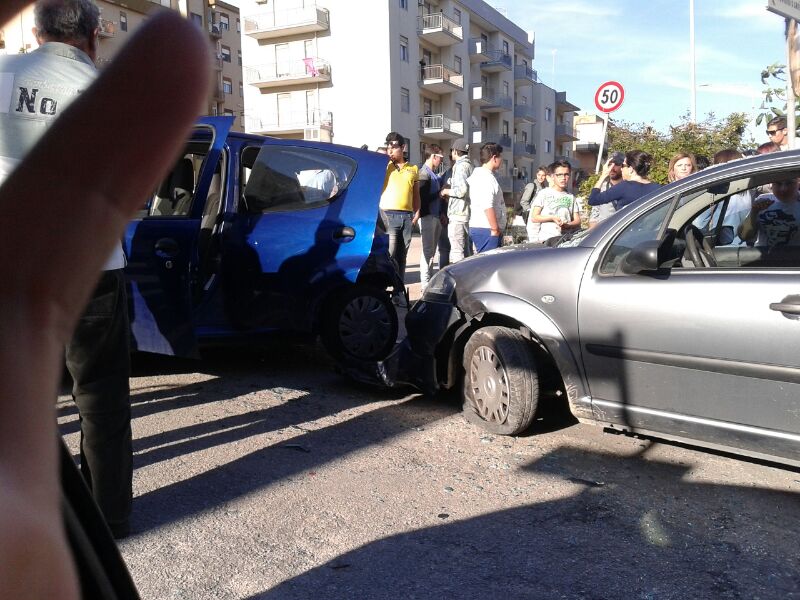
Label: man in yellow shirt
xmin=379 ymin=131 xmax=420 ymax=298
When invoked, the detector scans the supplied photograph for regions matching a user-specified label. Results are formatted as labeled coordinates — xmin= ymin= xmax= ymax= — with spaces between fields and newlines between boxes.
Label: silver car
xmin=398 ymin=151 xmax=800 ymax=467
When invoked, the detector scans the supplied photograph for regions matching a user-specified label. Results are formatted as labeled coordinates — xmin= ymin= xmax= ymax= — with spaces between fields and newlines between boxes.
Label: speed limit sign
xmin=594 ymin=81 xmax=625 ymax=113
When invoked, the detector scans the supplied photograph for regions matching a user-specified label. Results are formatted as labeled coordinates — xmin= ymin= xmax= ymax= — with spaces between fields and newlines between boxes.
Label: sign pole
xmin=595 ymin=115 xmax=608 ymax=174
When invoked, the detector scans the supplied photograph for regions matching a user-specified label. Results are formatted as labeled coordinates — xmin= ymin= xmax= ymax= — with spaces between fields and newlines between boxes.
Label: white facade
xmin=239 ymin=0 xmax=576 ymax=202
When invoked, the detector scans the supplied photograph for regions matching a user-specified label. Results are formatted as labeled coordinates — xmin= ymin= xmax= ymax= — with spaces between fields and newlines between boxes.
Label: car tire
xmin=462 ymin=326 xmax=539 ymax=435
xmin=321 ymin=285 xmax=398 ymax=362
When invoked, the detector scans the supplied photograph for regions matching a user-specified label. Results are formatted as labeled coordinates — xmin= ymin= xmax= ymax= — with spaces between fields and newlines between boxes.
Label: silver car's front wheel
xmin=462 ymin=326 xmax=539 ymax=435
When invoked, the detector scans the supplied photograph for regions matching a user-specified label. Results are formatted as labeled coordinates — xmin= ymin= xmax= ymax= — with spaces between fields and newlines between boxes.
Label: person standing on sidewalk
xmin=467 ymin=142 xmax=507 ymax=253
xmin=0 ymin=0 xmax=132 ymax=538
xmin=417 ymin=143 xmax=444 ymax=290
xmin=379 ymin=132 xmax=420 ymax=299
xmin=440 ymin=138 xmax=473 ymax=262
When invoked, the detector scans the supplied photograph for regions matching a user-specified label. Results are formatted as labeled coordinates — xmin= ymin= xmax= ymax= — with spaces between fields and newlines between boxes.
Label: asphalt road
xmin=57 ymin=337 xmax=800 ymax=600
xmin=56 ymin=236 xmax=800 ymax=599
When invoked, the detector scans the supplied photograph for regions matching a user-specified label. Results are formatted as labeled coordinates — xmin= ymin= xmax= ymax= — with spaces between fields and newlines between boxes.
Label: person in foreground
xmin=467 ymin=142 xmax=507 ymax=253
xmin=0 ymin=2 xmax=210 ymax=598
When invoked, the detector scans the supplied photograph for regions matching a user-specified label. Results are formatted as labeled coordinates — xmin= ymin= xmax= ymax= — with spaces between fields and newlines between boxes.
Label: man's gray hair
xmin=34 ymin=0 xmax=100 ymax=43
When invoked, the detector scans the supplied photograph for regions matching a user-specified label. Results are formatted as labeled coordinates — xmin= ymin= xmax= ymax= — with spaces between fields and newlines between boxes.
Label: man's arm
xmin=0 ymin=8 xmax=209 ymax=599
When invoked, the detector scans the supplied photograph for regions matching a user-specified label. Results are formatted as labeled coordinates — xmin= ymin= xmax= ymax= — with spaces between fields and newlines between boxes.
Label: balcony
xmin=212 ymin=85 xmax=226 ymax=102
xmin=246 ymin=109 xmax=333 ymax=137
xmin=98 ymin=18 xmax=116 ymax=38
xmin=417 ymin=12 xmax=463 ymax=46
xmin=496 ymin=175 xmax=512 ymax=193
xmin=514 ymin=64 xmax=537 ymax=86
xmin=244 ymin=5 xmax=329 ymax=40
xmin=555 ymin=123 xmax=578 ymax=142
xmin=513 ymin=142 xmax=536 ymax=158
xmin=245 ymin=58 xmax=331 ymax=89
xmin=480 ymin=49 xmax=512 ymax=73
xmin=470 ymin=86 xmax=511 ymax=112
xmin=468 ymin=38 xmax=490 ymax=62
xmin=419 ymin=114 xmax=464 ymax=140
xmin=514 ymin=103 xmax=536 ymax=123
xmin=512 ymin=178 xmax=529 ymax=195
xmin=471 ymin=131 xmax=512 ymax=147
xmin=419 ymin=64 xmax=464 ymax=94
xmin=212 ymin=56 xmax=223 ymax=71
xmin=556 ymin=91 xmax=580 ymax=113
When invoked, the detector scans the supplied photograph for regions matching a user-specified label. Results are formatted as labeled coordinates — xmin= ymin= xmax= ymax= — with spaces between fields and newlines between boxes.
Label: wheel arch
xmin=443 ymin=292 xmax=592 ymax=420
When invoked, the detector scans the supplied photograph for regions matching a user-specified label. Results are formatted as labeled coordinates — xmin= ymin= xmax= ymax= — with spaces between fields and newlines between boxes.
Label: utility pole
xmin=690 ymin=0 xmax=696 ymax=123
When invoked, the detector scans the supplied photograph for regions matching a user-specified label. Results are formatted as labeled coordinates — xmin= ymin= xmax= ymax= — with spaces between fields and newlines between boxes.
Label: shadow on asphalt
xmin=245 ymin=444 xmax=800 ymax=599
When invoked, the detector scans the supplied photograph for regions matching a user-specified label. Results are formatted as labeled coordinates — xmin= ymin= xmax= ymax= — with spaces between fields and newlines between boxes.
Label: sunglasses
xmin=766 ymin=129 xmax=783 ymax=136
xmin=386 ymin=142 xmax=402 ymax=149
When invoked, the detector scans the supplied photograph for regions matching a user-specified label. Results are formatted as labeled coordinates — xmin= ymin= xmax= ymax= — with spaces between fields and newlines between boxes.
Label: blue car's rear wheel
xmin=462 ymin=326 xmax=539 ymax=435
xmin=322 ymin=285 xmax=398 ymax=362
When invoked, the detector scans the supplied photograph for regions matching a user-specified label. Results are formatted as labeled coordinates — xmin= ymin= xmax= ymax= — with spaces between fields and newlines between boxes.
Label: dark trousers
xmin=65 ymin=269 xmax=132 ymax=530
xmin=381 ymin=209 xmax=413 ymax=281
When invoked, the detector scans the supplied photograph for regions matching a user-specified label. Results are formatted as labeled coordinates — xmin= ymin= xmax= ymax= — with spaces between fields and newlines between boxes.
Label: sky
xmin=501 ymin=0 xmax=789 ymax=141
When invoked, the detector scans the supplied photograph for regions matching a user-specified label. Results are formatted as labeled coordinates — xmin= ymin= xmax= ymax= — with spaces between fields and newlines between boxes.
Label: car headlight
xmin=422 ymin=270 xmax=456 ymax=303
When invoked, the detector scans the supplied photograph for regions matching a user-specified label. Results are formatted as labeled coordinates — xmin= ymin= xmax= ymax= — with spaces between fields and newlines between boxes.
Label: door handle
xmin=154 ymin=238 xmax=179 ymax=258
xmin=770 ymin=294 xmax=800 ymax=315
xmin=332 ymin=226 xmax=356 ymax=242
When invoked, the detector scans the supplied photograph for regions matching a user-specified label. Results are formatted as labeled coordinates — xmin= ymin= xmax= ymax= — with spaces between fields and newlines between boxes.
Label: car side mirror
xmin=621 ymin=229 xmax=677 ymax=274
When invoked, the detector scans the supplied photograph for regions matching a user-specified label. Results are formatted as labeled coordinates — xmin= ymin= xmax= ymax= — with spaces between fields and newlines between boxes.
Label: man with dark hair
xmin=440 ymin=138 xmax=473 ymax=262
xmin=417 ymin=143 xmax=444 ymax=289
xmin=379 ymin=131 xmax=419 ymax=300
xmin=588 ymin=152 xmax=623 ymax=229
xmin=529 ymin=159 xmax=581 ymax=243
xmin=0 ymin=0 xmax=132 ymax=539
xmin=766 ymin=116 xmax=789 ymax=150
xmin=467 ymin=142 xmax=506 ymax=253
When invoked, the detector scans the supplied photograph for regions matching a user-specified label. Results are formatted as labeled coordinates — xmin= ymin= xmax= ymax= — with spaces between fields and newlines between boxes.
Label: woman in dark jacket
xmin=588 ymin=150 xmax=661 ymax=210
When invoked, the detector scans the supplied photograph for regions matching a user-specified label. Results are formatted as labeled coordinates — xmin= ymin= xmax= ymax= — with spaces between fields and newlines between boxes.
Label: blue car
xmin=124 ymin=116 xmax=402 ymax=362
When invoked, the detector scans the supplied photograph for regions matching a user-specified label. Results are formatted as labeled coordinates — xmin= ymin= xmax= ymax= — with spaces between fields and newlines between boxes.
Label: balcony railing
xmin=471 ymin=131 xmax=512 ymax=147
xmin=245 ymin=58 xmax=331 ymax=88
xmin=417 ymin=12 xmax=463 ymax=46
xmin=513 ymin=141 xmax=536 ymax=157
xmin=480 ymin=49 xmax=512 ymax=72
xmin=244 ymin=6 xmax=329 ymax=39
xmin=419 ymin=64 xmax=464 ymax=93
xmin=513 ymin=178 xmax=529 ymax=194
xmin=555 ymin=123 xmax=578 ymax=141
xmin=470 ymin=85 xmax=512 ymax=112
xmin=98 ymin=18 xmax=116 ymax=37
xmin=246 ymin=109 xmax=333 ymax=134
xmin=514 ymin=103 xmax=536 ymax=123
xmin=514 ymin=64 xmax=537 ymax=85
xmin=496 ymin=175 xmax=512 ymax=192
xmin=419 ymin=114 xmax=463 ymax=139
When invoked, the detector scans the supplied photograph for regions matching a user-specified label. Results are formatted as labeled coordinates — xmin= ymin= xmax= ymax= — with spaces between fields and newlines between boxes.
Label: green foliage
xmin=606 ymin=111 xmax=750 ymax=184
xmin=757 ymin=62 xmax=800 ymax=127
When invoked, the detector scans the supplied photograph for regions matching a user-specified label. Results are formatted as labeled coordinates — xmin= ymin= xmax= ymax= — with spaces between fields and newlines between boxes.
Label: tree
xmin=757 ymin=62 xmax=795 ymax=127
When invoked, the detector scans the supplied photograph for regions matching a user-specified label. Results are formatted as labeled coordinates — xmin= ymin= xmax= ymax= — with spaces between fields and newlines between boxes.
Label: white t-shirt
xmin=529 ymin=187 xmax=578 ymax=242
xmin=754 ymin=194 xmax=800 ymax=248
xmin=467 ymin=166 xmax=507 ymax=230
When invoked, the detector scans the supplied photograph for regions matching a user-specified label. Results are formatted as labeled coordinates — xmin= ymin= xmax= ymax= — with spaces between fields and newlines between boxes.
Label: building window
xmin=521 ymin=94 xmax=528 ymax=105
xmin=236 ymin=18 xmax=240 ymax=33
xmin=224 ymin=109 xmax=234 ymax=116
xmin=453 ymin=8 xmax=462 ymax=24
xmin=239 ymin=81 xmax=244 ymax=97
xmin=219 ymin=13 xmax=230 ymax=31
xmin=503 ymin=81 xmax=509 ymax=97
xmin=502 ymin=40 xmax=509 ymax=55
xmin=545 ymin=107 xmax=552 ymax=121
xmin=221 ymin=45 xmax=231 ymax=62
xmin=502 ymin=120 xmax=509 ymax=136
xmin=481 ymin=33 xmax=488 ymax=44
xmin=454 ymin=55 xmax=461 ymax=74
xmin=223 ymin=77 xmax=232 ymax=95
xmin=455 ymin=102 xmax=462 ymax=122
xmin=120 ymin=11 xmax=127 ymax=31
xmin=237 ymin=49 xmax=242 ymax=66
xmin=423 ymin=97 xmax=432 ymax=116
xmin=400 ymin=35 xmax=409 ymax=62
xmin=545 ymin=140 xmax=552 ymax=153
xmin=400 ymin=0 xmax=408 ymax=9
xmin=211 ymin=104 xmax=218 ymax=116
xmin=190 ymin=12 xmax=202 ymax=28
xmin=400 ymin=87 xmax=410 ymax=113
xmin=419 ymin=141 xmax=425 ymax=158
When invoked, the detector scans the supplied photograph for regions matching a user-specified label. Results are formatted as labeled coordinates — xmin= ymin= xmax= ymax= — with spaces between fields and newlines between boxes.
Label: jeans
xmin=469 ymin=228 xmax=502 ymax=253
xmin=381 ymin=209 xmax=413 ymax=281
xmin=65 ymin=269 xmax=132 ymax=530
xmin=448 ymin=220 xmax=472 ymax=263
xmin=418 ymin=214 xmax=442 ymax=289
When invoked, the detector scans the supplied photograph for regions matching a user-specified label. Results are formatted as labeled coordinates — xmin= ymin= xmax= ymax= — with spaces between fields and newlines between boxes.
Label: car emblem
xmin=541 ymin=295 xmax=555 ymax=304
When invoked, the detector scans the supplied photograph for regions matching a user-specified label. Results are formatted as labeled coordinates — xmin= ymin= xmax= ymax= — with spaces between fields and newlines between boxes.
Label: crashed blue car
xmin=124 ymin=116 xmax=401 ymax=361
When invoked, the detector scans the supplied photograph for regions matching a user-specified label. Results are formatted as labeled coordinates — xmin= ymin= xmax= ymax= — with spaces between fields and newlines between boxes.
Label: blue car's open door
xmin=124 ymin=117 xmax=233 ymax=357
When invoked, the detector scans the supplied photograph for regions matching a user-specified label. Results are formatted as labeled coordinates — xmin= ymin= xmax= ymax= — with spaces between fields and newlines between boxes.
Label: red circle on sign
xmin=594 ymin=81 xmax=625 ymax=113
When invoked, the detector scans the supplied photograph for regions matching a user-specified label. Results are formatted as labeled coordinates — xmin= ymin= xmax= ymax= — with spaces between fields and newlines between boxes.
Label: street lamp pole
xmin=690 ymin=0 xmax=696 ymax=123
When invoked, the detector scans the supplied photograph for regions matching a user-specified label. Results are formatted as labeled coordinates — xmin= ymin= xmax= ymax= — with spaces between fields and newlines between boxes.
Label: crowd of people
xmin=377 ymin=114 xmax=799 ymax=295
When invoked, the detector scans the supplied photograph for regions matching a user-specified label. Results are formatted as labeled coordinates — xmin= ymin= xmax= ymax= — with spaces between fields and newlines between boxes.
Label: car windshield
xmin=554 ymin=226 xmax=592 ymax=248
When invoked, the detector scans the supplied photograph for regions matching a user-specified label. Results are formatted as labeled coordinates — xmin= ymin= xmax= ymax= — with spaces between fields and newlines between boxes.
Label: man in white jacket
xmin=467 ymin=142 xmax=507 ymax=253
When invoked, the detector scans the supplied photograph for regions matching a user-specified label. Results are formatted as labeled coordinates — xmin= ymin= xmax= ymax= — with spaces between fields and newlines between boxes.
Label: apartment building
xmin=572 ymin=112 xmax=606 ymax=177
xmin=0 ymin=0 xmax=243 ymax=129
xmin=239 ymin=0 xmax=579 ymax=203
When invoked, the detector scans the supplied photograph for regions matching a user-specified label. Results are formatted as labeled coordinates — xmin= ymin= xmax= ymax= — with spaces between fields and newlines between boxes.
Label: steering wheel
xmin=684 ymin=225 xmax=717 ymax=268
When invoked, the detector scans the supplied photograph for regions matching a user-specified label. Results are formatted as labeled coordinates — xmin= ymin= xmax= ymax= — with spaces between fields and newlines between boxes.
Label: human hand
xmin=0 ymin=5 xmax=210 ymax=598
xmin=752 ymin=197 xmax=774 ymax=214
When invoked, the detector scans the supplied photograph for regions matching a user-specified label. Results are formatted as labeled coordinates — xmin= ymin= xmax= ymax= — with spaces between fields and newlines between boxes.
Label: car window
xmin=242 ymin=145 xmax=357 ymax=214
xmin=598 ymin=201 xmax=672 ymax=275
xmin=147 ymin=140 xmax=211 ymax=218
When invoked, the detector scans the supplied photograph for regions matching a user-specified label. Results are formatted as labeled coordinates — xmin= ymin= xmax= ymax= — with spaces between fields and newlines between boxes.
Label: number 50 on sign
xmin=594 ymin=81 xmax=625 ymax=113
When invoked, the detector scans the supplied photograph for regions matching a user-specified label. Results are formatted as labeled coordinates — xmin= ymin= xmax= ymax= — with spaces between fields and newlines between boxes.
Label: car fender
xmin=457 ymin=291 xmax=593 ymax=420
